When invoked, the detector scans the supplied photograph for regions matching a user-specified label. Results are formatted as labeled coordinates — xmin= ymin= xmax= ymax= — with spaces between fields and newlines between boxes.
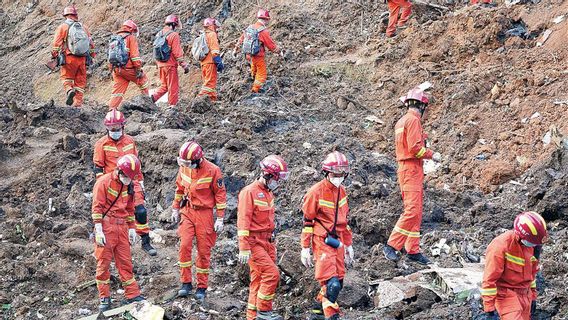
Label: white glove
xmin=214 ymin=217 xmax=224 ymax=233
xmin=432 ymin=152 xmax=442 ymax=162
xmin=345 ymin=245 xmax=354 ymax=266
xmin=139 ymin=180 xmax=145 ymax=193
xmin=171 ymin=209 xmax=180 ymax=223
xmin=301 ymin=248 xmax=313 ymax=268
xmin=128 ymin=228 xmax=137 ymax=245
xmin=231 ymin=48 xmax=238 ymax=59
xmin=238 ymin=251 xmax=250 ymax=264
xmin=94 ymin=223 xmax=106 ymax=247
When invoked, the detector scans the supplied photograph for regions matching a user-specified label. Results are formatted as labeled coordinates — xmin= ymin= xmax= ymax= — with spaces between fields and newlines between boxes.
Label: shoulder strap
xmin=102 ymin=183 xmax=123 ymax=219
xmin=331 ymin=186 xmax=341 ymax=235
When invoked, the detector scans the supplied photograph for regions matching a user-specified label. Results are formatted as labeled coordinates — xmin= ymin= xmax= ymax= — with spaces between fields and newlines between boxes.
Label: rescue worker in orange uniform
xmin=198 ymin=18 xmax=224 ymax=101
xmin=93 ymin=109 xmax=157 ymax=256
xmin=151 ymin=15 xmax=190 ymax=107
xmin=51 ymin=6 xmax=95 ymax=107
xmin=386 ymin=0 xmax=412 ymax=38
xmin=481 ymin=211 xmax=547 ymax=320
xmin=108 ymin=20 xmax=150 ymax=109
xmin=92 ymin=154 xmax=145 ymax=312
xmin=300 ymin=151 xmax=355 ymax=320
xmin=383 ymin=89 xmax=441 ymax=265
xmin=170 ymin=141 xmax=227 ymax=300
xmin=237 ymin=155 xmax=290 ymax=320
xmin=235 ymin=9 xmax=281 ymax=93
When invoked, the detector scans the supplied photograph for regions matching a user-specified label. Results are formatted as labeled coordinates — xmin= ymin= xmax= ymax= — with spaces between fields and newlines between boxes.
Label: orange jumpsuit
xmin=51 ymin=18 xmax=96 ymax=107
xmin=386 ymin=0 xmax=412 ymax=37
xmin=92 ymin=171 xmax=141 ymax=300
xmin=198 ymin=29 xmax=221 ymax=100
xmin=172 ymin=159 xmax=227 ymax=289
xmin=387 ymin=109 xmax=433 ymax=254
xmin=237 ymin=180 xmax=279 ymax=319
xmin=481 ymin=230 xmax=538 ymax=319
xmin=152 ymin=26 xmax=186 ymax=106
xmin=301 ymin=179 xmax=353 ymax=318
xmin=108 ymin=27 xmax=150 ymax=109
xmin=239 ymin=22 xmax=278 ymax=93
xmin=93 ymin=134 xmax=148 ymax=235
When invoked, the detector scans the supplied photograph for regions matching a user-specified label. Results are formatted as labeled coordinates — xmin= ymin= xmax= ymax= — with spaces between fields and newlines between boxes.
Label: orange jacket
xmin=395 ymin=109 xmax=433 ymax=162
xmin=237 ymin=180 xmax=275 ymax=252
xmin=201 ymin=29 xmax=220 ymax=65
xmin=93 ymin=134 xmax=143 ymax=181
xmin=172 ymin=159 xmax=227 ymax=216
xmin=156 ymin=26 xmax=185 ymax=67
xmin=91 ymin=171 xmax=135 ymax=228
xmin=51 ymin=18 xmax=95 ymax=58
xmin=301 ymin=179 xmax=353 ymax=248
xmin=113 ymin=27 xmax=142 ymax=70
xmin=238 ymin=21 xmax=278 ymax=58
xmin=481 ymin=230 xmax=539 ymax=312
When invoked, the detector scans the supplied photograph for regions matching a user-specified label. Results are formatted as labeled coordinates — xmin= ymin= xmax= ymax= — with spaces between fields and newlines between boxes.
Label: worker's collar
xmin=256 ymin=179 xmax=270 ymax=191
xmin=323 ymin=178 xmax=340 ymax=191
xmin=408 ymin=108 xmax=422 ymax=118
xmin=111 ymin=170 xmax=119 ymax=181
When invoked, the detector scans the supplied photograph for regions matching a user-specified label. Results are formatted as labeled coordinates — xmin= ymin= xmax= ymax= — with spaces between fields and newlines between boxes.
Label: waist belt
xmin=499 ymin=287 xmax=530 ymax=295
xmin=104 ymin=216 xmax=126 ymax=225
xmin=249 ymin=231 xmax=273 ymax=239
xmin=188 ymin=204 xmax=212 ymax=210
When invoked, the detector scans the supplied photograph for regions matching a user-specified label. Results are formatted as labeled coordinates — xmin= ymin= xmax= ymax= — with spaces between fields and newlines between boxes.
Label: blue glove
xmin=213 ymin=56 xmax=224 ymax=72
xmin=484 ymin=311 xmax=499 ymax=320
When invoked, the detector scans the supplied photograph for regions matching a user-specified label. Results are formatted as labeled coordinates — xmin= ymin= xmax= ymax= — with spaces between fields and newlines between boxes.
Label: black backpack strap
xmin=330 ymin=186 xmax=341 ymax=236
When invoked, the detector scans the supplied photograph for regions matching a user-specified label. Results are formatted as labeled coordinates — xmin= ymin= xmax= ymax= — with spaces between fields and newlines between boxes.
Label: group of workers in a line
xmin=51 ymin=7 xmax=280 ymax=109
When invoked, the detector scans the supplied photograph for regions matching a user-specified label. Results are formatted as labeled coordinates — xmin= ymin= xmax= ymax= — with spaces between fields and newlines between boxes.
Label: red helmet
xmin=122 ymin=19 xmax=138 ymax=33
xmin=260 ymin=155 xmax=289 ymax=181
xmin=177 ymin=141 xmax=203 ymax=167
xmin=103 ymin=109 xmax=126 ymax=128
xmin=165 ymin=14 xmax=180 ymax=26
xmin=117 ymin=154 xmax=141 ymax=180
xmin=322 ymin=151 xmax=350 ymax=174
xmin=203 ymin=18 xmax=220 ymax=28
xmin=257 ymin=9 xmax=271 ymax=20
xmin=514 ymin=211 xmax=548 ymax=245
xmin=400 ymin=88 xmax=429 ymax=105
xmin=63 ymin=6 xmax=78 ymax=17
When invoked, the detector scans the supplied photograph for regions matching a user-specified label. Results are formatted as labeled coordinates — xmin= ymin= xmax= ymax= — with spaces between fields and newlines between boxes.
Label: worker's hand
xmin=171 ymin=209 xmax=180 ymax=223
xmin=136 ymin=69 xmax=144 ymax=79
xmin=128 ymin=228 xmax=137 ymax=245
xmin=483 ymin=311 xmax=499 ymax=320
xmin=531 ymin=300 xmax=537 ymax=315
xmin=94 ymin=223 xmax=106 ymax=247
xmin=432 ymin=152 xmax=442 ymax=162
xmin=300 ymin=248 xmax=313 ymax=268
xmin=238 ymin=251 xmax=250 ymax=264
xmin=345 ymin=245 xmax=355 ymax=266
xmin=214 ymin=217 xmax=224 ymax=233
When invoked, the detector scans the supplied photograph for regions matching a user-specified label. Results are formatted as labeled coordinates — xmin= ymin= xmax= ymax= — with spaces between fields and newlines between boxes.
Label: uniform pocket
xmin=495 ymin=290 xmax=523 ymax=315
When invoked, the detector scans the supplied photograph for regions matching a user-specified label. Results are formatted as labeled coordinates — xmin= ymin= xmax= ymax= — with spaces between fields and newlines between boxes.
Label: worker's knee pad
xmin=326 ymin=277 xmax=342 ymax=303
xmin=134 ymin=205 xmax=147 ymax=224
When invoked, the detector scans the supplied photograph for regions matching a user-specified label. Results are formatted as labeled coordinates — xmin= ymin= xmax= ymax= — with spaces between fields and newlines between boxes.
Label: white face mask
xmin=109 ymin=130 xmax=123 ymax=141
xmin=330 ymin=176 xmax=344 ymax=188
xmin=521 ymin=239 xmax=537 ymax=247
xmin=267 ymin=179 xmax=279 ymax=190
xmin=189 ymin=163 xmax=198 ymax=169
xmin=119 ymin=175 xmax=132 ymax=185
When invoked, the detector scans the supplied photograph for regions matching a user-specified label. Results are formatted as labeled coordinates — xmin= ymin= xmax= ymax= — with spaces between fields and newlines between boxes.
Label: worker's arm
xmin=131 ymin=141 xmax=144 ymax=181
xmin=259 ymin=29 xmax=278 ymax=52
xmin=237 ymin=188 xmax=254 ymax=255
xmin=172 ymin=169 xmax=184 ymax=210
xmin=126 ymin=190 xmax=135 ymax=229
xmin=128 ymin=35 xmax=142 ymax=69
xmin=481 ymin=240 xmax=505 ymax=312
xmin=93 ymin=139 xmax=106 ymax=179
xmin=406 ymin=117 xmax=433 ymax=160
xmin=169 ymin=32 xmax=186 ymax=66
xmin=301 ymin=188 xmax=318 ymax=249
xmin=51 ymin=24 xmax=66 ymax=58
xmin=341 ymin=190 xmax=353 ymax=247
xmin=91 ymin=179 xmax=106 ymax=224
xmin=208 ymin=32 xmax=220 ymax=57
xmin=212 ymin=167 xmax=227 ymax=218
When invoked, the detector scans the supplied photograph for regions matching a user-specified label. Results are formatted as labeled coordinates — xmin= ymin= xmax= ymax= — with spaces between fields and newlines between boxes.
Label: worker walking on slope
xmin=383 ymin=89 xmax=441 ymax=265
xmin=151 ymin=15 xmax=190 ymax=107
xmin=93 ymin=109 xmax=157 ymax=256
xmin=235 ymin=9 xmax=281 ymax=93
xmin=481 ymin=211 xmax=547 ymax=320
xmin=386 ymin=0 xmax=412 ymax=38
xmin=170 ymin=141 xmax=227 ymax=301
xmin=300 ymin=151 xmax=355 ymax=320
xmin=107 ymin=20 xmax=150 ymax=109
xmin=197 ymin=18 xmax=224 ymax=101
xmin=92 ymin=154 xmax=146 ymax=312
xmin=50 ymin=6 xmax=95 ymax=107
xmin=237 ymin=155 xmax=290 ymax=320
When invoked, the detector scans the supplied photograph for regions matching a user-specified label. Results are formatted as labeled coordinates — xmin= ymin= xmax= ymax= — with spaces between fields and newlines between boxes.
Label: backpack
xmin=242 ymin=26 xmax=266 ymax=56
xmin=107 ymin=34 xmax=130 ymax=67
xmin=191 ymin=31 xmax=210 ymax=62
xmin=66 ymin=21 xmax=90 ymax=56
xmin=153 ymin=30 xmax=173 ymax=62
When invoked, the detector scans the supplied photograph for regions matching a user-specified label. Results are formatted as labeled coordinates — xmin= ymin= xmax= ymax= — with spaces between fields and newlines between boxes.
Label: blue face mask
xmin=109 ymin=130 xmax=122 ymax=141
xmin=521 ymin=239 xmax=537 ymax=247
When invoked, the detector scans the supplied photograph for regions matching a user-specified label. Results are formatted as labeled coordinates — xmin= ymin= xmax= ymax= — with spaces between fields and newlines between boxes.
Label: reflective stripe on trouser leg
xmin=109 ymin=71 xmax=129 ymax=109
xmin=94 ymin=234 xmax=113 ymax=299
xmin=114 ymin=224 xmax=141 ymax=299
xmin=198 ymin=63 xmax=218 ymax=100
xmin=178 ymin=215 xmax=196 ymax=284
xmin=152 ymin=66 xmax=170 ymax=102
xmin=166 ymin=66 xmax=179 ymax=106
xmin=72 ymin=55 xmax=87 ymax=106
xmin=250 ymin=238 xmax=279 ymax=312
xmin=251 ymin=55 xmax=267 ymax=92
xmin=247 ymin=266 xmax=261 ymax=320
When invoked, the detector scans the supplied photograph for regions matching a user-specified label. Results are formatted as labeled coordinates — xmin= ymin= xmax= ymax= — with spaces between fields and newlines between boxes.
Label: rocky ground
xmin=1 ymin=0 xmax=568 ymax=319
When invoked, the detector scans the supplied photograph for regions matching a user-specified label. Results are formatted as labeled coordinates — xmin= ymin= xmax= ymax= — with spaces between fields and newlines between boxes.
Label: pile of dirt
xmin=1 ymin=0 xmax=568 ymax=319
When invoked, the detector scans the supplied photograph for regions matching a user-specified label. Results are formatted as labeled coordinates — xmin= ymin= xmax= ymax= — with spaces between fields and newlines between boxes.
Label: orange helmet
xmin=117 ymin=154 xmax=141 ymax=180
xmin=257 ymin=9 xmax=270 ymax=20
xmin=321 ymin=151 xmax=350 ymax=175
xmin=63 ymin=6 xmax=78 ymax=17
xmin=514 ymin=211 xmax=548 ymax=245
xmin=260 ymin=155 xmax=289 ymax=181
xmin=103 ymin=109 xmax=126 ymax=129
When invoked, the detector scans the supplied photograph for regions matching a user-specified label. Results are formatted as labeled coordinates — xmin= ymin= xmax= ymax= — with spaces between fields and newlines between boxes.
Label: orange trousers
xmin=246 ymin=234 xmax=279 ymax=320
xmin=250 ymin=55 xmax=267 ymax=93
xmin=152 ymin=66 xmax=179 ymax=106
xmin=108 ymin=68 xmax=149 ymax=109
xmin=133 ymin=181 xmax=149 ymax=236
xmin=386 ymin=0 xmax=412 ymax=37
xmin=387 ymin=161 xmax=424 ymax=254
xmin=496 ymin=289 xmax=531 ymax=320
xmin=178 ymin=207 xmax=217 ymax=288
xmin=198 ymin=63 xmax=218 ymax=101
xmin=313 ymin=235 xmax=345 ymax=318
xmin=95 ymin=217 xmax=141 ymax=299
xmin=60 ymin=55 xmax=87 ymax=107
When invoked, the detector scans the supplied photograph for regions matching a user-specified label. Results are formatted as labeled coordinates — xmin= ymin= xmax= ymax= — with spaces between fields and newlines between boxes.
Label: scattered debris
xmin=423 ymin=159 xmax=441 ymax=175
xmin=553 ymin=15 xmax=565 ymax=24
xmin=365 ymin=115 xmax=384 ymax=125
xmin=302 ymin=142 xmax=312 ymax=149
xmin=422 ymin=264 xmax=484 ymax=300
xmin=78 ymin=303 xmax=134 ymax=320
xmin=372 ymin=272 xmax=425 ymax=308
xmin=536 ymin=29 xmax=552 ymax=47
xmin=129 ymin=301 xmax=165 ymax=320
xmin=75 ymin=280 xmax=96 ymax=292
xmin=430 ymin=238 xmax=451 ymax=257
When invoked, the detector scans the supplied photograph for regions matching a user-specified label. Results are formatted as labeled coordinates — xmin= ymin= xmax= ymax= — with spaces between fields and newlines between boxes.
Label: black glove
xmin=136 ymin=69 xmax=144 ymax=79
xmin=531 ymin=300 xmax=537 ymax=315
xmin=484 ymin=311 xmax=499 ymax=320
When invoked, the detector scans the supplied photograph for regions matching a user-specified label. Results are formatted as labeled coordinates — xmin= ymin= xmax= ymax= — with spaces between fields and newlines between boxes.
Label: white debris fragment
xmin=78 ymin=308 xmax=90 ymax=316
xmin=417 ymin=81 xmax=433 ymax=91
xmin=149 ymin=230 xmax=165 ymax=244
xmin=430 ymin=238 xmax=451 ymax=257
xmin=83 ymin=192 xmax=93 ymax=200
xmin=423 ymin=159 xmax=441 ymax=175
xmin=303 ymin=142 xmax=312 ymax=149
xmin=365 ymin=115 xmax=384 ymax=125
xmin=530 ymin=112 xmax=541 ymax=119
xmin=553 ymin=15 xmax=565 ymax=24
xmin=536 ymin=29 xmax=552 ymax=47
xmin=542 ymin=131 xmax=552 ymax=145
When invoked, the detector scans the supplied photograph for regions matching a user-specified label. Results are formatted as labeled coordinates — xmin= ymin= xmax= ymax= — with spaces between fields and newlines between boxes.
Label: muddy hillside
xmin=1 ymin=0 xmax=568 ymax=319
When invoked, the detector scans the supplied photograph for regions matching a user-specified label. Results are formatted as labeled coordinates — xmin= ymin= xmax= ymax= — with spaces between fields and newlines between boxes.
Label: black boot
xmin=127 ymin=295 xmax=146 ymax=303
xmin=407 ymin=253 xmax=431 ymax=265
xmin=98 ymin=297 xmax=111 ymax=312
xmin=257 ymin=311 xmax=283 ymax=320
xmin=66 ymin=89 xmax=76 ymax=106
xmin=141 ymin=234 xmax=157 ymax=256
xmin=178 ymin=282 xmax=193 ymax=297
xmin=195 ymin=287 xmax=207 ymax=300
xmin=383 ymin=244 xmax=401 ymax=262
xmin=309 ymin=301 xmax=325 ymax=320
